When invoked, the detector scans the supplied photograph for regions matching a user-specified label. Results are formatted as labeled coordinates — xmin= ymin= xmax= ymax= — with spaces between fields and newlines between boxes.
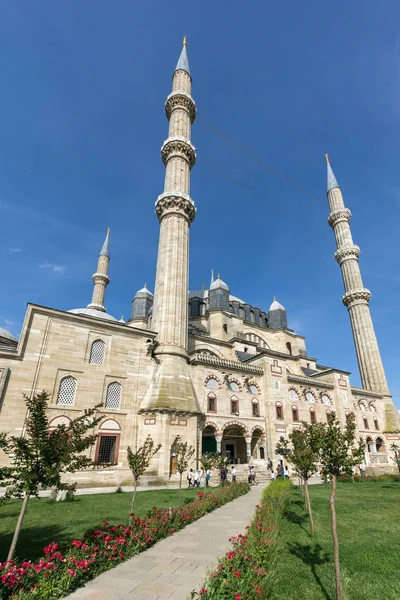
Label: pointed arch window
xmin=228 ymin=380 xmax=240 ymax=392
xmin=105 ymin=382 xmax=122 ymax=409
xmin=56 ymin=376 xmax=77 ymax=406
xmin=276 ymin=402 xmax=284 ymax=420
xmin=89 ymin=339 xmax=106 ymax=365
xmin=207 ymin=392 xmax=217 ymax=413
xmin=289 ymin=389 xmax=298 ymax=402
xmin=374 ymin=417 xmax=379 ymax=430
xmin=252 ymin=399 xmax=260 ymax=417
xmin=230 ymin=396 xmax=239 ymax=415
xmin=363 ymin=416 xmax=369 ymax=430
xmin=321 ymin=394 xmax=331 ymax=406
xmin=306 ymin=392 xmax=315 ymax=403
xmin=292 ymin=406 xmax=299 ymax=422
xmin=248 ymin=384 xmax=258 ymax=395
xmin=310 ymin=408 xmax=316 ymax=424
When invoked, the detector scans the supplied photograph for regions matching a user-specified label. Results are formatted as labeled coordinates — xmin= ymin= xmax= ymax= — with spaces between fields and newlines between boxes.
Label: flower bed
xmin=0 ymin=483 xmax=249 ymax=600
xmin=191 ymin=480 xmax=293 ymax=600
xmin=338 ymin=473 xmax=400 ymax=483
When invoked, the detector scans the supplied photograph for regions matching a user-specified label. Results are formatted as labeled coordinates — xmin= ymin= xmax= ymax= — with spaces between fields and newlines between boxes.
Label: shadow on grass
xmin=0 ymin=524 xmax=66 ymax=563
xmin=287 ymin=542 xmax=332 ymax=600
xmin=283 ymin=508 xmax=309 ymax=535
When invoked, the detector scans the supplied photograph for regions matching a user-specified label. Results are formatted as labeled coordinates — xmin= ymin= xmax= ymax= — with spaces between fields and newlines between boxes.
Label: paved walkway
xmin=66 ymin=485 xmax=265 ymax=600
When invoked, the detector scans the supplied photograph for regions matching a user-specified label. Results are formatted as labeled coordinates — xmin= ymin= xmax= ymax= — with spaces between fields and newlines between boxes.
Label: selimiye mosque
xmin=1 ymin=39 xmax=399 ymax=486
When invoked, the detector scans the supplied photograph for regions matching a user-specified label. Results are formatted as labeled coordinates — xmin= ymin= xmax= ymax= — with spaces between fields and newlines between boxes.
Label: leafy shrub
xmin=0 ymin=483 xmax=249 ymax=599
xmin=184 ymin=497 xmax=195 ymax=504
xmin=192 ymin=480 xmax=294 ymax=599
xmin=338 ymin=473 xmax=400 ymax=483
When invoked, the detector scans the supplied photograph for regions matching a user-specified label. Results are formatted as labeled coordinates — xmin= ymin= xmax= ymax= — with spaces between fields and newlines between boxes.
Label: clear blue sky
xmin=1 ymin=1 xmax=399 ymax=408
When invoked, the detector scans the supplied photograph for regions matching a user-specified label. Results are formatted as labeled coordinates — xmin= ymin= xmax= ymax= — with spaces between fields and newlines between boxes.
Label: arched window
xmin=359 ymin=402 xmax=367 ymax=412
xmin=310 ymin=408 xmax=316 ymax=424
xmin=207 ymin=392 xmax=216 ymax=413
xmin=376 ymin=437 xmax=384 ymax=452
xmin=239 ymin=307 xmax=245 ymax=319
xmin=305 ymin=392 xmax=315 ymax=403
xmin=105 ymin=382 xmax=122 ymax=409
xmin=223 ymin=324 xmax=228 ymax=334
xmin=289 ymin=389 xmax=298 ymax=402
xmin=369 ymin=404 xmax=376 ymax=412
xmin=374 ymin=417 xmax=379 ymax=430
xmin=292 ymin=406 xmax=299 ymax=422
xmin=252 ymin=399 xmax=260 ymax=417
xmin=96 ymin=419 xmax=121 ymax=464
xmin=89 ymin=339 xmax=105 ymax=365
xmin=230 ymin=396 xmax=239 ymax=415
xmin=228 ymin=380 xmax=240 ymax=392
xmin=363 ymin=416 xmax=369 ymax=430
xmin=276 ymin=402 xmax=283 ymax=420
xmin=56 ymin=376 xmax=77 ymax=406
xmin=326 ymin=410 xmax=332 ymax=423
xmin=248 ymin=384 xmax=258 ymax=395
xmin=250 ymin=310 xmax=255 ymax=323
xmin=206 ymin=377 xmax=218 ymax=390
xmin=321 ymin=394 xmax=331 ymax=406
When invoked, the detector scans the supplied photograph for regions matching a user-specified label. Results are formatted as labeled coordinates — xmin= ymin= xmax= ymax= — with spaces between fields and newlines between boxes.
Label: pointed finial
xmin=144 ymin=282 xmax=147 ymax=289
xmin=326 ymin=155 xmax=339 ymax=192
xmin=202 ymin=282 xmax=205 ymax=290
xmin=107 ymin=227 xmax=111 ymax=235
xmin=218 ymin=273 xmax=221 ymax=279
xmin=183 ymin=36 xmax=187 ymax=47
xmin=210 ymin=269 xmax=215 ymax=288
xmin=325 ymin=154 xmax=330 ymax=164
xmin=274 ymin=296 xmax=276 ymax=301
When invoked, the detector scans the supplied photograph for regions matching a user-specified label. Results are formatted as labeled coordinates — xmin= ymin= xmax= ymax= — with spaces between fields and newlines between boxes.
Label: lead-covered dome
xmin=68 ymin=308 xmax=118 ymax=322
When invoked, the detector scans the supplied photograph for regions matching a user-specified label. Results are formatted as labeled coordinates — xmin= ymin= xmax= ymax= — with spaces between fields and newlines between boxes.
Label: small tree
xmin=308 ymin=413 xmax=364 ymax=600
xmin=173 ymin=435 xmax=195 ymax=504
xmin=127 ymin=436 xmax=161 ymax=520
xmin=0 ymin=391 xmax=103 ymax=561
xmin=277 ymin=429 xmax=319 ymax=536
xmin=199 ymin=451 xmax=217 ymax=473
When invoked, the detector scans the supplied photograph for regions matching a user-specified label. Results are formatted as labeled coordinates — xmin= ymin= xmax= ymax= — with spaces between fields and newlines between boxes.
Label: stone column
xmin=215 ymin=435 xmax=222 ymax=454
xmin=245 ymin=437 xmax=252 ymax=463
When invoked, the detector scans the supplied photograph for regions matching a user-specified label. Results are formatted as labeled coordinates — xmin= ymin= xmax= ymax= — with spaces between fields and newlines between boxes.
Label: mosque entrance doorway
xmin=202 ymin=424 xmax=217 ymax=454
xmin=221 ymin=424 xmax=247 ymax=464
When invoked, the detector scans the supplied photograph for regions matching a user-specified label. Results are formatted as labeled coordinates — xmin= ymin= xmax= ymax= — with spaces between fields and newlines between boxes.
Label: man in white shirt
xmin=231 ymin=466 xmax=237 ymax=483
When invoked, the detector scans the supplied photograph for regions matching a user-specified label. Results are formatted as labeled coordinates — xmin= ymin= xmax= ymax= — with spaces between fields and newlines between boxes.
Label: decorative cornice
xmin=334 ymin=244 xmax=360 ymax=265
xmin=350 ymin=386 xmax=383 ymax=399
xmin=161 ymin=136 xmax=196 ymax=168
xmin=190 ymin=353 xmax=264 ymax=375
xmin=165 ymin=91 xmax=196 ymax=123
xmin=342 ymin=288 xmax=371 ymax=307
xmin=287 ymin=373 xmax=334 ymax=389
xmin=328 ymin=208 xmax=352 ymax=228
xmin=155 ymin=192 xmax=196 ymax=223
xmin=91 ymin=272 xmax=110 ymax=285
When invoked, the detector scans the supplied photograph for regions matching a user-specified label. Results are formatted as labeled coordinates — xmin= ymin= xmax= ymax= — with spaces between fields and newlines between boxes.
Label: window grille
xmin=208 ymin=396 xmax=216 ymax=412
xmin=248 ymin=384 xmax=258 ymax=394
xmin=321 ymin=394 xmax=330 ymax=405
xmin=89 ymin=339 xmax=105 ymax=365
xmin=206 ymin=378 xmax=218 ymax=390
xmin=105 ymin=382 xmax=121 ymax=409
xmin=228 ymin=381 xmax=240 ymax=392
xmin=56 ymin=376 xmax=77 ymax=406
xmin=306 ymin=392 xmax=315 ymax=403
xmin=289 ymin=389 xmax=298 ymax=402
xmin=97 ymin=435 xmax=117 ymax=463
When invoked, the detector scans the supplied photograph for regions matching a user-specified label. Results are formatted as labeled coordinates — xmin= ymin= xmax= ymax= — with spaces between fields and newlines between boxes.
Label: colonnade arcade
xmin=201 ymin=421 xmax=266 ymax=464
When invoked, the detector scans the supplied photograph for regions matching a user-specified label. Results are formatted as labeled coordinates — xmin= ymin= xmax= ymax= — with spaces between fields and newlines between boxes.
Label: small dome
xmin=210 ymin=276 xmax=229 ymax=291
xmin=0 ymin=327 xmax=17 ymax=343
xmin=134 ymin=285 xmax=153 ymax=297
xmin=68 ymin=308 xmax=118 ymax=322
xmin=269 ymin=298 xmax=286 ymax=312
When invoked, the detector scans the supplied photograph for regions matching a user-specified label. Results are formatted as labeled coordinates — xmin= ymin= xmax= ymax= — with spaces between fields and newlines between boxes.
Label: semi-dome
xmin=269 ymin=298 xmax=286 ymax=312
xmin=210 ymin=276 xmax=229 ymax=291
xmin=68 ymin=308 xmax=118 ymax=322
xmin=0 ymin=327 xmax=17 ymax=342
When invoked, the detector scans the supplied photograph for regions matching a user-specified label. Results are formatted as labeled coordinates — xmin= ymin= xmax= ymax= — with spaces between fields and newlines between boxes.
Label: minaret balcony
xmin=155 ymin=191 xmax=196 ymax=223
xmin=161 ymin=136 xmax=196 ymax=168
xmin=342 ymin=288 xmax=371 ymax=307
xmin=327 ymin=208 xmax=352 ymax=227
xmin=334 ymin=244 xmax=360 ymax=264
xmin=165 ymin=91 xmax=196 ymax=123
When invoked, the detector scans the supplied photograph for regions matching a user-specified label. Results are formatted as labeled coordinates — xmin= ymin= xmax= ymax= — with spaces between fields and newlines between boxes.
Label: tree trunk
xmin=179 ymin=472 xmax=183 ymax=505
xmin=304 ymin=479 xmax=315 ymax=537
xmin=329 ymin=475 xmax=342 ymax=600
xmin=129 ymin=475 xmax=137 ymax=523
xmin=7 ymin=494 xmax=30 ymax=561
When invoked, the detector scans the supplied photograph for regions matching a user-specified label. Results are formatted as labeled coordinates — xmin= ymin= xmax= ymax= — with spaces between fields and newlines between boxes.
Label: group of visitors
xmin=219 ymin=465 xmax=237 ymax=484
xmin=187 ymin=468 xmax=211 ymax=488
xmin=270 ymin=464 xmax=289 ymax=481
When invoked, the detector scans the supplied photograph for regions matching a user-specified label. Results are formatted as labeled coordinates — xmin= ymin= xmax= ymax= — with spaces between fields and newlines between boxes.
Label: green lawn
xmin=273 ymin=482 xmax=400 ymax=600
xmin=0 ymin=487 xmax=204 ymax=562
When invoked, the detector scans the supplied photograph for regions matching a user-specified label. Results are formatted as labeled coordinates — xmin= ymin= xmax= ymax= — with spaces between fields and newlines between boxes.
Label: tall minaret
xmin=87 ymin=228 xmax=110 ymax=312
xmin=326 ymin=156 xmax=391 ymax=394
xmin=140 ymin=38 xmax=200 ymax=414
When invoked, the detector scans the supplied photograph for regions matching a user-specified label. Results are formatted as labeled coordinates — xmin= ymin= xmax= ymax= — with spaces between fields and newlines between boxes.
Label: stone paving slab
xmin=66 ymin=485 xmax=265 ymax=600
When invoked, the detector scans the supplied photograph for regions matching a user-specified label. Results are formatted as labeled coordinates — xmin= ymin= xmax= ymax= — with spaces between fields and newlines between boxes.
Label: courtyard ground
xmin=0 ymin=487 xmax=205 ymax=562
xmin=272 ymin=481 xmax=400 ymax=600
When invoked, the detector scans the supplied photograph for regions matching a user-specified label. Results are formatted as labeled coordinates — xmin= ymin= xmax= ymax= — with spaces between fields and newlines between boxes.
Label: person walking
xmin=231 ymin=466 xmax=237 ymax=483
xmin=206 ymin=469 xmax=211 ymax=487
xmin=284 ymin=466 xmax=289 ymax=479
xmin=248 ymin=465 xmax=252 ymax=485
xmin=193 ymin=470 xmax=199 ymax=488
xmin=199 ymin=468 xmax=205 ymax=488
xmin=220 ymin=465 xmax=227 ymax=485
xmin=268 ymin=458 xmax=273 ymax=470
xmin=270 ymin=470 xmax=275 ymax=482
xmin=187 ymin=469 xmax=193 ymax=488
xmin=250 ymin=466 xmax=256 ymax=485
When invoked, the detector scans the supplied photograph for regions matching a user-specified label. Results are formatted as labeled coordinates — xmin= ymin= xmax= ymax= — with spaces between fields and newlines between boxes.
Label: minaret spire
xmin=87 ymin=229 xmax=111 ymax=312
xmin=140 ymin=39 xmax=199 ymax=416
xmin=210 ymin=269 xmax=215 ymax=288
xmin=326 ymin=156 xmax=390 ymax=396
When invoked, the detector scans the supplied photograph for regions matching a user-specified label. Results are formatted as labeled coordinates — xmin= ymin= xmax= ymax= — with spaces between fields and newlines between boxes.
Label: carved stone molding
xmin=342 ymin=288 xmax=371 ymax=307
xmin=91 ymin=272 xmax=110 ymax=285
xmin=328 ymin=208 xmax=352 ymax=228
xmin=161 ymin=136 xmax=196 ymax=168
xmin=165 ymin=91 xmax=196 ymax=123
xmin=334 ymin=244 xmax=360 ymax=264
xmin=155 ymin=192 xmax=196 ymax=223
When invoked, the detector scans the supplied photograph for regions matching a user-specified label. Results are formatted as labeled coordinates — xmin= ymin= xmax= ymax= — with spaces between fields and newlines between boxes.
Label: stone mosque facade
xmin=0 ymin=40 xmax=399 ymax=486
